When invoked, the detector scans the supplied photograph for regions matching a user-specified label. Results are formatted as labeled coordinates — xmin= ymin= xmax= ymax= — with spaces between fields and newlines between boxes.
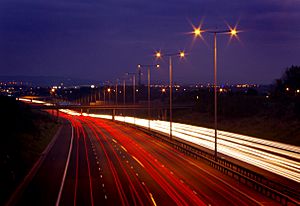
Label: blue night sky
xmin=0 ymin=0 xmax=300 ymax=84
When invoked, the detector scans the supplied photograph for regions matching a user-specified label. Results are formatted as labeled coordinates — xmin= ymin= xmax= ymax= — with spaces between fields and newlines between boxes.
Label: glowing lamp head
xmin=156 ymin=64 xmax=160 ymax=68
xmin=162 ymin=88 xmax=166 ymax=93
xmin=230 ymin=29 xmax=237 ymax=36
xmin=179 ymin=51 xmax=185 ymax=58
xmin=107 ymin=88 xmax=111 ymax=92
xmin=138 ymin=64 xmax=141 ymax=68
xmin=194 ymin=28 xmax=202 ymax=37
xmin=155 ymin=52 xmax=161 ymax=58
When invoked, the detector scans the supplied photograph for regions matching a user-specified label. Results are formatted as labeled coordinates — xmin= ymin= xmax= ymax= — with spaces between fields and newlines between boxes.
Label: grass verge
xmin=0 ymin=96 xmax=59 ymax=205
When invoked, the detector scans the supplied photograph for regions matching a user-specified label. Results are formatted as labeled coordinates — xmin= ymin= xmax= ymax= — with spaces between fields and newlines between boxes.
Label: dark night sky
xmin=0 ymin=0 xmax=299 ymax=84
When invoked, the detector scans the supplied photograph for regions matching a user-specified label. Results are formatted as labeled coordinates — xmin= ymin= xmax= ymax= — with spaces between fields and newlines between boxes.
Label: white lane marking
xmin=120 ymin=145 xmax=128 ymax=152
xmin=132 ymin=156 xmax=145 ymax=168
xmin=56 ymin=126 xmax=74 ymax=206
xmin=149 ymin=193 xmax=157 ymax=206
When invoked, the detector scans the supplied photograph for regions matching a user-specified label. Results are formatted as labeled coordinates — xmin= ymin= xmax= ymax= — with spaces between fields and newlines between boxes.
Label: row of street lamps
xmin=153 ymin=25 xmax=238 ymax=159
xmin=137 ymin=64 xmax=160 ymax=130
xmin=109 ymin=23 xmax=239 ymax=160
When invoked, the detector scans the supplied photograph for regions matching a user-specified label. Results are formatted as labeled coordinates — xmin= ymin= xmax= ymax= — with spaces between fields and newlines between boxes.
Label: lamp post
xmin=123 ymin=79 xmax=126 ymax=105
xmin=155 ymin=51 xmax=185 ymax=140
xmin=103 ymin=89 xmax=106 ymax=104
xmin=137 ymin=64 xmax=160 ymax=130
xmin=115 ymin=79 xmax=119 ymax=105
xmin=193 ymin=25 xmax=238 ymax=159
xmin=126 ymin=73 xmax=136 ymax=104
xmin=107 ymin=88 xmax=111 ymax=104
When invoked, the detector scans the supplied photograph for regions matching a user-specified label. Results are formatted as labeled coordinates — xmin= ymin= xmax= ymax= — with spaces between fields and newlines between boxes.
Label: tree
xmin=275 ymin=65 xmax=300 ymax=96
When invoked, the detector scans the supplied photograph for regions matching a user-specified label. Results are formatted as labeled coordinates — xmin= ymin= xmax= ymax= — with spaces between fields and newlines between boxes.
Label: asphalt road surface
xmin=12 ymin=113 xmax=279 ymax=206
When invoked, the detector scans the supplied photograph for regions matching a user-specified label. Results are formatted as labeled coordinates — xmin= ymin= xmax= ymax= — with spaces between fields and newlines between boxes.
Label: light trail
xmin=19 ymin=99 xmax=272 ymax=204
xmin=16 ymin=98 xmax=298 ymax=183
xmin=59 ymin=110 xmax=300 ymax=183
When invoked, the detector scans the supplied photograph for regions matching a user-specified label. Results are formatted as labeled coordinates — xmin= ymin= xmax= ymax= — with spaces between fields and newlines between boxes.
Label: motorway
xmin=19 ymin=99 xmax=300 ymax=184
xmin=12 ymin=112 xmax=279 ymax=206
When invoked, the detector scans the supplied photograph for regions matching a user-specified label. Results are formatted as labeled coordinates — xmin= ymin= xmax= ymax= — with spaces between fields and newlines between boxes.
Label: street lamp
xmin=126 ymin=73 xmax=136 ymax=104
xmin=122 ymin=79 xmax=126 ymax=105
xmin=103 ymin=88 xmax=106 ymax=104
xmin=137 ymin=63 xmax=160 ymax=130
xmin=193 ymin=24 xmax=239 ymax=160
xmin=155 ymin=50 xmax=185 ymax=140
xmin=115 ymin=79 xmax=119 ymax=105
xmin=107 ymin=88 xmax=111 ymax=104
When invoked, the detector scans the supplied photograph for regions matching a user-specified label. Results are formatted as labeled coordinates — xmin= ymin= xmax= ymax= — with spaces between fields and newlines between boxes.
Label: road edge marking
xmin=55 ymin=125 xmax=74 ymax=206
xmin=5 ymin=125 xmax=63 ymax=206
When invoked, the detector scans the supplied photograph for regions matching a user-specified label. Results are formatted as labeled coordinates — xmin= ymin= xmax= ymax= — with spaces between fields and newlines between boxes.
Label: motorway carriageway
xmin=15 ymin=111 xmax=279 ymax=206
xmin=61 ymin=110 xmax=300 ymax=184
xmin=18 ymin=99 xmax=300 ymax=183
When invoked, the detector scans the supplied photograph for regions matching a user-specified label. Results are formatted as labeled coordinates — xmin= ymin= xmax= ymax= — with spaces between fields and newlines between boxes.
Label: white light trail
xmin=56 ymin=109 xmax=300 ymax=183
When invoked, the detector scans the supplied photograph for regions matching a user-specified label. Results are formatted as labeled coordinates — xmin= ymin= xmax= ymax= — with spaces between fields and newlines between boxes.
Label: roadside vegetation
xmin=0 ymin=96 xmax=59 ymax=205
xmin=174 ymin=65 xmax=300 ymax=146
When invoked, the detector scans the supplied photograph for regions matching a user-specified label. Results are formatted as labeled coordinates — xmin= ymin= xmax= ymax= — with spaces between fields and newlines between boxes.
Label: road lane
xmin=13 ymin=112 xmax=280 ymax=205
xmin=80 ymin=116 xmax=279 ymax=205
xmin=88 ymin=118 xmax=260 ymax=205
xmin=15 ymin=121 xmax=72 ymax=206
